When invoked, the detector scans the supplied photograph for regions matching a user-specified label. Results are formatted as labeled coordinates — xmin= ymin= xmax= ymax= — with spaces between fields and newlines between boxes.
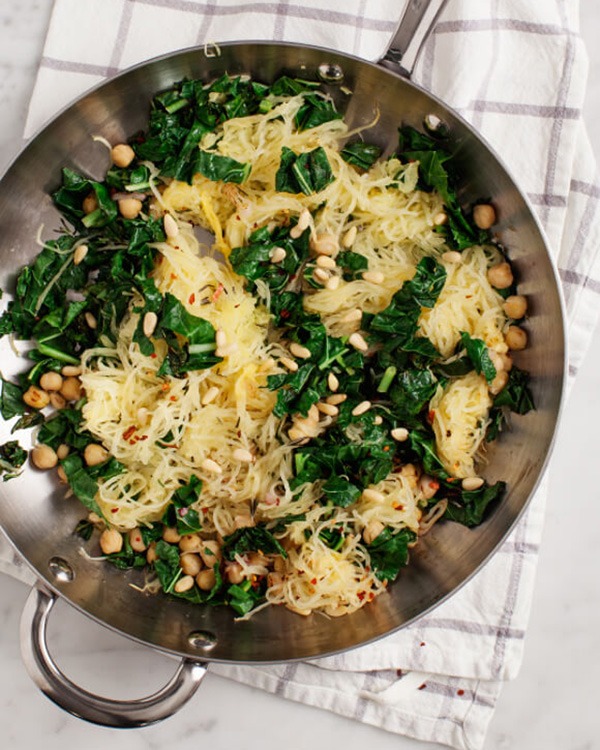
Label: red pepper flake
xmin=392 ymin=503 xmax=404 ymax=511
xmin=189 ymin=293 xmax=196 ymax=305
xmin=280 ymin=309 xmax=290 ymax=319
xmin=170 ymin=273 xmax=178 ymax=280
xmin=357 ymin=591 xmax=366 ymax=601
xmin=396 ymin=669 xmax=403 ymax=677
xmin=457 ymin=689 xmax=465 ymax=696
xmin=235 ymin=214 xmax=240 ymax=221
xmin=418 ymin=683 xmax=427 ymax=690
xmin=122 ymin=425 xmax=137 ymax=440
xmin=420 ymin=641 xmax=426 ymax=647
xmin=429 ymin=480 xmax=440 ymax=491
xmin=383 ymin=445 xmax=390 ymax=452
xmin=368 ymin=592 xmax=375 ymax=601
xmin=311 ymin=578 xmax=317 ymax=585
xmin=211 ymin=283 xmax=224 ymax=302
xmin=139 ymin=435 xmax=148 ymax=441
xmin=128 ymin=439 xmax=136 ymax=445
xmin=111 ymin=507 xmax=119 ymax=514
xmin=178 ymin=507 xmax=188 ymax=517
xmin=427 ymin=409 xmax=436 ymax=424
xmin=201 ymin=507 xmax=209 ymax=514
xmin=150 ymin=353 xmax=157 ymax=359
xmin=447 ymin=476 xmax=457 ymax=483
xmin=161 ymin=383 xmax=171 ymax=391
xmin=169 ymin=395 xmax=177 ymax=402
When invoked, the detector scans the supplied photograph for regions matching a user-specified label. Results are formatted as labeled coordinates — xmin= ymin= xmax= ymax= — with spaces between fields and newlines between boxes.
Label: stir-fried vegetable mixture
xmin=0 ymin=73 xmax=534 ymax=618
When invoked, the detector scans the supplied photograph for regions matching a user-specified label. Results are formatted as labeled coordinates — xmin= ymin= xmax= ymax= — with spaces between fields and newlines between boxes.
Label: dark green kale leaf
xmin=459 ymin=331 xmax=497 ymax=384
xmin=161 ymin=475 xmax=203 ymax=535
xmin=192 ymin=150 xmax=251 ymax=184
xmin=37 ymin=407 xmax=92 ymax=451
xmin=0 ymin=378 xmax=25 ymax=420
xmin=294 ymin=93 xmax=342 ymax=131
xmin=53 ymin=168 xmax=118 ymax=229
xmin=321 ymin=476 xmax=362 ymax=507
xmin=493 ymin=367 xmax=534 ymax=414
xmin=275 ymin=146 xmax=334 ymax=195
xmin=341 ymin=141 xmax=382 ymax=170
xmin=337 ymin=249 xmax=369 ymax=280
xmin=365 ymin=527 xmax=416 ymax=582
xmin=443 ymin=481 xmax=506 ymax=527
xmin=409 ymin=428 xmax=449 ymax=478
xmin=388 ymin=368 xmax=441 ymax=421
xmin=227 ymin=579 xmax=265 ymax=617
xmin=59 ymin=454 xmax=104 ymax=518
xmin=0 ymin=440 xmax=27 ymax=481
xmin=157 ymin=293 xmax=220 ymax=375
xmin=223 ymin=525 xmax=287 ymax=561
xmin=105 ymin=532 xmax=147 ymax=570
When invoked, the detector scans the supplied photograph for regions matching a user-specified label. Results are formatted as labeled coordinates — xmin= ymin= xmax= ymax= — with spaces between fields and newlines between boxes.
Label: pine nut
xmin=82 ymin=193 xmax=98 ymax=215
xmin=362 ymin=488 xmax=385 ymax=503
xmin=373 ymin=415 xmax=383 ymax=425
xmin=216 ymin=342 xmax=238 ymax=358
xmin=342 ymin=225 xmax=357 ymax=248
xmin=325 ymin=275 xmax=340 ymax=291
xmin=270 ymin=246 xmax=287 ymax=263
xmin=280 ymin=356 xmax=299 ymax=372
xmin=317 ymin=402 xmax=339 ymax=417
xmin=307 ymin=404 xmax=320 ymax=422
xmin=233 ymin=448 xmax=254 ymax=463
xmin=290 ymin=209 xmax=311 ymax=238
xmin=391 ymin=427 xmax=409 ymax=442
xmin=352 ymin=400 xmax=371 ymax=416
xmin=462 ymin=476 xmax=485 ymax=491
xmin=310 ymin=233 xmax=338 ymax=256
xmin=143 ymin=311 xmax=158 ymax=337
xmin=327 ymin=372 xmax=339 ymax=392
xmin=202 ymin=458 xmax=222 ymax=474
xmin=163 ymin=213 xmax=179 ymax=238
xmin=362 ymin=270 xmax=384 ymax=284
xmin=326 ymin=393 xmax=347 ymax=405
xmin=433 ymin=212 xmax=448 ymax=226
xmin=316 ymin=255 xmax=336 ymax=269
xmin=341 ymin=308 xmax=362 ymax=323
xmin=313 ymin=268 xmax=330 ymax=282
xmin=85 ymin=311 xmax=97 ymax=329
xmin=61 ymin=365 xmax=82 ymax=377
xmin=174 ymin=575 xmax=195 ymax=593
xmin=73 ymin=244 xmax=89 ymax=265
xmin=201 ymin=386 xmax=219 ymax=405
xmin=111 ymin=143 xmax=135 ymax=168
xmin=348 ymin=332 xmax=368 ymax=351
xmin=216 ymin=329 xmax=228 ymax=349
xmin=442 ymin=250 xmax=462 ymax=264
xmin=290 ymin=342 xmax=311 ymax=359
xmin=288 ymin=427 xmax=309 ymax=442
xmin=57 ymin=465 xmax=68 ymax=483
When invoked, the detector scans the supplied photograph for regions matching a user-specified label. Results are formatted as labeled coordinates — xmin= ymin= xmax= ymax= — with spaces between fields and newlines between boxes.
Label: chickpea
xmin=111 ymin=143 xmax=136 ymax=168
xmin=500 ymin=352 xmax=513 ymax=372
xmin=82 ymin=192 xmax=98 ymax=215
xmin=226 ymin=562 xmax=245 ymax=585
xmin=196 ymin=568 xmax=216 ymax=591
xmin=179 ymin=534 xmax=202 ymax=553
xmin=199 ymin=540 xmax=222 ymax=568
xmin=129 ymin=528 xmax=147 ymax=552
xmin=180 ymin=553 xmax=202 ymax=576
xmin=505 ymin=325 xmax=528 ymax=351
xmin=488 ymin=349 xmax=504 ymax=373
xmin=61 ymin=365 xmax=82 ymax=377
xmin=489 ymin=369 xmax=509 ymax=395
xmin=363 ymin=520 xmax=385 ymax=545
xmin=49 ymin=392 xmax=67 ymax=411
xmin=233 ymin=513 xmax=254 ymax=530
xmin=473 ymin=203 xmax=496 ymax=230
xmin=60 ymin=376 xmax=82 ymax=402
xmin=30 ymin=444 xmax=58 ymax=470
xmin=487 ymin=262 xmax=513 ymax=289
xmin=399 ymin=463 xmax=419 ymax=489
xmin=118 ymin=197 xmax=143 ymax=220
xmin=39 ymin=372 xmax=63 ymax=392
xmin=419 ymin=474 xmax=440 ymax=500
xmin=503 ymin=295 xmax=528 ymax=320
xmin=23 ymin=385 xmax=50 ymax=410
xmin=273 ymin=555 xmax=286 ymax=574
xmin=56 ymin=444 xmax=70 ymax=460
xmin=162 ymin=526 xmax=181 ymax=544
xmin=57 ymin=465 xmax=68 ymax=483
xmin=100 ymin=528 xmax=123 ymax=555
xmin=174 ymin=575 xmax=195 ymax=594
xmin=83 ymin=443 xmax=108 ymax=467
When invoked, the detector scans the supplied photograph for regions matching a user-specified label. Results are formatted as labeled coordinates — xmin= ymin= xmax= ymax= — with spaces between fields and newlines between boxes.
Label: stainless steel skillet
xmin=0 ymin=0 xmax=566 ymax=727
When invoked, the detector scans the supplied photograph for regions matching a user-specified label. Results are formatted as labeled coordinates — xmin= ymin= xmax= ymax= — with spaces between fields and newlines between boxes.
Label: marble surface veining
xmin=0 ymin=3 xmax=599 ymax=749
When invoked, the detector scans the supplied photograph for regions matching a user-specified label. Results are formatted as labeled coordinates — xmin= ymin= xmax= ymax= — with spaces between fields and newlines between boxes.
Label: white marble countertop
xmin=0 ymin=3 xmax=599 ymax=749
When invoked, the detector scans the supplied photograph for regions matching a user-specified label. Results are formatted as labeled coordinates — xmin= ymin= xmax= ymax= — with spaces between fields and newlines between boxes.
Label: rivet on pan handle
xmin=20 ymin=584 xmax=207 ymax=728
xmin=380 ymin=0 xmax=450 ymax=77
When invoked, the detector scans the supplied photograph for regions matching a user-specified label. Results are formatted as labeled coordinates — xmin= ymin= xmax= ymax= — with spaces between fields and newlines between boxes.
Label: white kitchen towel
xmin=1 ymin=1 xmax=599 ymax=749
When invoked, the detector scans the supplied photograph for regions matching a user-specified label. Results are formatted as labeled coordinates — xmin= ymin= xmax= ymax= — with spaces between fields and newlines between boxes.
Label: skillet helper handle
xmin=380 ymin=0 xmax=450 ymax=77
xmin=20 ymin=584 xmax=207 ymax=728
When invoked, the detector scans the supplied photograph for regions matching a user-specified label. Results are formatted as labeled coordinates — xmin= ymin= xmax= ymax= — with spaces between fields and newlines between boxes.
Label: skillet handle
xmin=380 ymin=0 xmax=450 ymax=77
xmin=20 ymin=584 xmax=207 ymax=728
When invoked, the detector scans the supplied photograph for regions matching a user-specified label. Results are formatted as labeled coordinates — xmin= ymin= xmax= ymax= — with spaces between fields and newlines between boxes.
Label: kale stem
xmin=377 ymin=365 xmax=397 ymax=393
